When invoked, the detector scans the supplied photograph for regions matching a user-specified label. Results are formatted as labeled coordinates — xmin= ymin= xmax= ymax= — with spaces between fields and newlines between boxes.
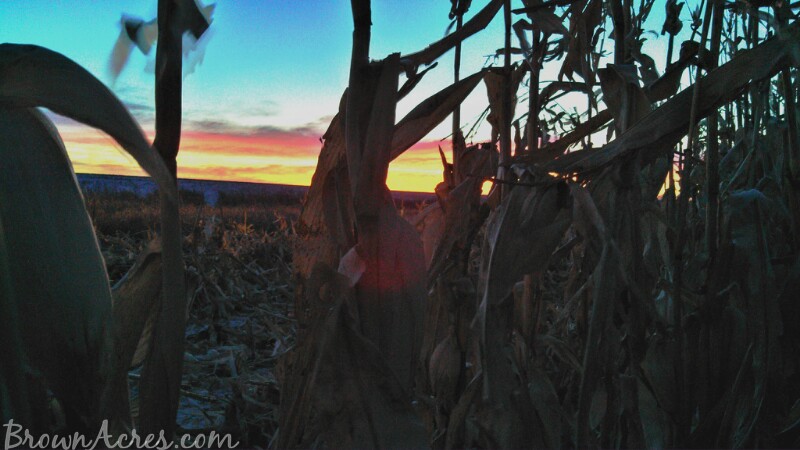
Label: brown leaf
xmin=0 ymin=108 xmax=112 ymax=427
xmin=527 ymin=8 xmax=569 ymax=35
xmin=558 ymin=0 xmax=602 ymax=83
xmin=352 ymin=55 xmax=400 ymax=215
xmin=644 ymin=40 xmax=699 ymax=101
xmin=428 ymin=173 xmax=485 ymax=281
xmin=391 ymin=71 xmax=485 ymax=160
xmin=530 ymin=109 xmax=613 ymax=164
xmin=99 ymin=241 xmax=163 ymax=429
xmin=546 ymin=25 xmax=800 ymax=174
xmin=0 ymin=44 xmax=176 ymax=202
xmin=528 ymin=367 xmax=564 ymax=449
xmin=413 ymin=202 xmax=446 ymax=269
xmin=429 ymin=330 xmax=461 ymax=408
xmin=293 ymin=96 xmax=352 ymax=327
xmin=576 ymin=241 xmax=617 ymax=448
xmin=598 ymin=64 xmax=652 ymax=133
xmin=402 ymin=0 xmax=503 ymax=68
xmin=484 ymin=68 xmax=523 ymax=145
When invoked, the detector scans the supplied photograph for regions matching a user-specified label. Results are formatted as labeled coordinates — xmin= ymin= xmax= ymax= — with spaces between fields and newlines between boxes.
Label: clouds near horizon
xmin=55 ymin=110 xmax=449 ymax=192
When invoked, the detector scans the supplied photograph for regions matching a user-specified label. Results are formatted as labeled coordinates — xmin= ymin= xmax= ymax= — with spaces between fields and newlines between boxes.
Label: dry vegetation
xmin=84 ymin=192 xmax=298 ymax=447
xmin=3 ymin=0 xmax=800 ymax=449
xmin=282 ymin=0 xmax=800 ymax=448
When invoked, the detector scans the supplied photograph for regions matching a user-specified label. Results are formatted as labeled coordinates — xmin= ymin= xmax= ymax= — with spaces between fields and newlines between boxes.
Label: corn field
xmin=2 ymin=0 xmax=800 ymax=448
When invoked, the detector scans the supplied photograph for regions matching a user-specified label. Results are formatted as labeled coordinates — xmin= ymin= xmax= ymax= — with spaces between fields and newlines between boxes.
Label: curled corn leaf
xmin=0 ymin=108 xmax=113 ymax=426
xmin=0 ymin=44 xmax=177 ymax=202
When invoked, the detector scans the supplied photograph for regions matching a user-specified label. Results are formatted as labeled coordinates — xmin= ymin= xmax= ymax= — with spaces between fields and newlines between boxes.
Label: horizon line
xmin=75 ymin=171 xmax=439 ymax=196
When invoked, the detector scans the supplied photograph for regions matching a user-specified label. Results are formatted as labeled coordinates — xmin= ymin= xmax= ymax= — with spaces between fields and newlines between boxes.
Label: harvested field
xmin=88 ymin=190 xmax=298 ymax=447
xmin=85 ymin=187 xmax=434 ymax=447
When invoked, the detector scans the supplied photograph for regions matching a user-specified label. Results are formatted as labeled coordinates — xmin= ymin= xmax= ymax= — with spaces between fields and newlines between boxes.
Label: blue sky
xmin=0 ymin=1 xmax=511 ymax=131
xmin=0 ymin=0 xmax=691 ymax=190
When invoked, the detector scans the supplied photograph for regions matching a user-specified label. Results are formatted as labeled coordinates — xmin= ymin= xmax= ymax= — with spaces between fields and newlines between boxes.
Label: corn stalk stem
xmin=748 ymin=9 xmax=759 ymax=127
xmin=705 ymin=0 xmax=723 ymax=265
xmin=498 ymin=0 xmax=512 ymax=198
xmin=346 ymin=0 xmax=372 ymax=200
xmin=672 ymin=1 xmax=713 ymax=443
xmin=783 ymin=69 xmax=800 ymax=249
xmin=611 ymin=0 xmax=626 ymax=65
xmin=152 ymin=4 xmax=181 ymax=178
xmin=666 ymin=32 xmax=675 ymax=66
xmin=453 ymin=13 xmax=463 ymax=182
xmin=527 ymin=29 xmax=541 ymax=153
xmin=138 ymin=0 xmax=187 ymax=437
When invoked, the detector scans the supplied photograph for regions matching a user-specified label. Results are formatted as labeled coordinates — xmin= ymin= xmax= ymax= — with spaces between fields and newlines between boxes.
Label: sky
xmin=0 ymin=0 xmax=684 ymax=192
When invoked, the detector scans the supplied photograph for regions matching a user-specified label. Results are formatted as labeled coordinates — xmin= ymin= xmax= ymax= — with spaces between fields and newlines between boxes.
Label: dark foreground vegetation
xmin=4 ymin=0 xmax=800 ymax=448
xmin=87 ymin=191 xmax=299 ymax=447
xmin=283 ymin=0 xmax=800 ymax=448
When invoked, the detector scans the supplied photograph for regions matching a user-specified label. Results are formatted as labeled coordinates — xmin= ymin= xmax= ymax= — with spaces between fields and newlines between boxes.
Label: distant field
xmin=77 ymin=173 xmax=308 ymax=206
xmin=77 ymin=173 xmax=436 ymax=207
xmin=78 ymin=173 xmax=435 ymax=236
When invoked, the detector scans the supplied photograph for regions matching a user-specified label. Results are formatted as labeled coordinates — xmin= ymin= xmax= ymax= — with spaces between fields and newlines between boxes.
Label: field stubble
xmin=87 ymin=190 xmax=300 ymax=447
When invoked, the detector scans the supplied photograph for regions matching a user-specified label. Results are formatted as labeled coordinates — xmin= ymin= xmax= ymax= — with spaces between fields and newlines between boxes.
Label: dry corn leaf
xmin=540 ymin=81 xmax=596 ymax=109
xmin=576 ymin=240 xmax=617 ymax=448
xmin=429 ymin=331 xmax=461 ymax=408
xmin=351 ymin=55 xmax=400 ymax=214
xmin=337 ymin=246 xmax=365 ymax=287
xmin=0 ymin=44 xmax=176 ymax=202
xmin=0 ymin=220 xmax=30 ymax=425
xmin=558 ymin=0 xmax=602 ymax=83
xmin=401 ymin=0 xmax=503 ymax=68
xmin=598 ymin=64 xmax=652 ymax=132
xmin=345 ymin=54 xmax=427 ymax=391
xmin=98 ymin=241 xmax=162 ymax=430
xmin=484 ymin=68 xmax=523 ymax=144
xmin=644 ymin=40 xmax=699 ymax=102
xmin=414 ymin=202 xmax=446 ymax=269
xmin=391 ymin=71 xmax=485 ymax=160
xmin=355 ymin=201 xmax=427 ymax=390
xmin=545 ymin=24 xmax=800 ymax=174
xmin=293 ymin=99 xmax=351 ymax=327
xmin=473 ymin=180 xmax=571 ymax=446
xmin=0 ymin=108 xmax=113 ymax=427
xmin=662 ymin=0 xmax=684 ymax=36
xmin=528 ymin=367 xmax=564 ymax=449
xmin=1 ymin=44 xmax=180 ymax=432
xmin=428 ymin=173 xmax=484 ymax=282
xmin=526 ymin=8 xmax=569 ymax=35
xmin=112 ymin=241 xmax=163 ymax=368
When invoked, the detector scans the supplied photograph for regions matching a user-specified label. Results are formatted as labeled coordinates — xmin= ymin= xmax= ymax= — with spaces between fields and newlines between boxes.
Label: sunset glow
xmin=60 ymin=122 xmax=448 ymax=192
xmin=2 ymin=0 xmax=514 ymax=193
xmin=2 ymin=0 xmax=677 ymax=193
